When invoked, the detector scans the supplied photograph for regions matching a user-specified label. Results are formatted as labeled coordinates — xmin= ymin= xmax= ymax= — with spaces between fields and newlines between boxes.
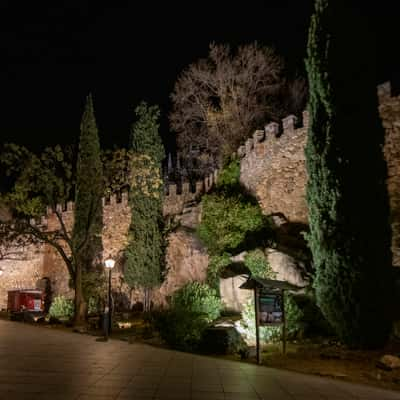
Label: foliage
xmin=284 ymin=292 xmax=334 ymax=339
xmin=152 ymin=282 xmax=221 ymax=351
xmin=1 ymin=98 xmax=105 ymax=326
xmin=125 ymin=102 xmax=165 ymax=311
xmin=130 ymin=102 xmax=165 ymax=164
xmin=152 ymin=309 xmax=209 ymax=352
xmin=199 ymin=160 xmax=273 ymax=300
xmin=170 ymin=41 xmax=308 ymax=177
xmin=172 ymin=282 xmax=222 ymax=322
xmin=49 ymin=296 xmax=74 ymax=321
xmin=0 ymin=143 xmax=74 ymax=217
xmin=72 ymin=94 xmax=104 ymax=324
xmin=199 ymin=327 xmax=248 ymax=355
xmin=88 ymin=296 xmax=101 ymax=315
xmin=244 ymin=249 xmax=274 ymax=278
xmin=198 ymin=193 xmax=267 ymax=256
xmin=305 ymin=1 xmax=393 ymax=348
xmin=0 ymin=143 xmax=77 ymax=281
xmin=101 ymin=148 xmax=133 ymax=196
xmin=215 ymin=158 xmax=240 ymax=190
xmin=207 ymin=253 xmax=232 ymax=292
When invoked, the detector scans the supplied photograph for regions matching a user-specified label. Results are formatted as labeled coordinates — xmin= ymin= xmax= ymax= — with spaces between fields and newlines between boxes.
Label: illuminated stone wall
xmin=0 ymin=82 xmax=399 ymax=311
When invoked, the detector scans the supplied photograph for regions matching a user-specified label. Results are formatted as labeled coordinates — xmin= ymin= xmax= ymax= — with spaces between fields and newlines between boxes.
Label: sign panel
xmin=258 ymin=291 xmax=283 ymax=326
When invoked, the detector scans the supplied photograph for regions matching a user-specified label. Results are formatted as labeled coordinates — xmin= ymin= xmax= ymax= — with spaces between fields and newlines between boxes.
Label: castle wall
xmin=239 ymin=82 xmax=400 ymax=266
xmin=0 ymin=172 xmax=217 ymax=310
xmin=379 ymin=83 xmax=400 ymax=266
xmin=239 ymin=113 xmax=309 ymax=224
xmin=0 ymin=82 xmax=399 ymax=310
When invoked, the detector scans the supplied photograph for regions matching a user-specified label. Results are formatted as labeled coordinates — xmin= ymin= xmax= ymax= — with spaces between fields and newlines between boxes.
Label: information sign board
xmin=258 ymin=291 xmax=283 ymax=326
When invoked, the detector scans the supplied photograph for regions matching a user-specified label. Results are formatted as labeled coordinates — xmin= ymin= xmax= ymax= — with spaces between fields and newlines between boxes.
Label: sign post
xmin=239 ymin=276 xmax=303 ymax=362
xmin=282 ymin=289 xmax=286 ymax=355
xmin=254 ymin=287 xmax=261 ymax=364
xmin=258 ymin=289 xmax=286 ymax=355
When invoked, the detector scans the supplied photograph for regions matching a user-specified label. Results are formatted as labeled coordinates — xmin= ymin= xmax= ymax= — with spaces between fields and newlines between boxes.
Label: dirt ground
xmin=224 ymin=340 xmax=400 ymax=392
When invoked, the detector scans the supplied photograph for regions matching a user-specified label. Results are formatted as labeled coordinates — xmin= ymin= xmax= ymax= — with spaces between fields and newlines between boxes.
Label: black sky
xmin=0 ymin=1 xmax=398 ymax=153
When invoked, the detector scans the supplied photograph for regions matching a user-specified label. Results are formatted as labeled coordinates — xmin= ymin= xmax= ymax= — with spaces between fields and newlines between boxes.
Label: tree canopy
xmin=305 ymin=0 xmax=393 ymax=348
xmin=170 ymin=42 xmax=307 ymax=178
xmin=125 ymin=102 xmax=165 ymax=311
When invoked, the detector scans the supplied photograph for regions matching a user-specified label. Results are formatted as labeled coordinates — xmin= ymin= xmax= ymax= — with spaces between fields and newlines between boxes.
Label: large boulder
xmin=265 ymin=248 xmax=309 ymax=288
xmin=220 ymin=275 xmax=252 ymax=313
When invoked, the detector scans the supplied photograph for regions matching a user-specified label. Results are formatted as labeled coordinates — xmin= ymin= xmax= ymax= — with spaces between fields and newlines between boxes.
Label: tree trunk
xmin=143 ymin=288 xmax=151 ymax=313
xmin=74 ymin=263 xmax=87 ymax=327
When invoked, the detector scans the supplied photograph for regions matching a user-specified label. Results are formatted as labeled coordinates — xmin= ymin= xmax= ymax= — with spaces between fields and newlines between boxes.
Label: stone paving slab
xmin=0 ymin=320 xmax=399 ymax=399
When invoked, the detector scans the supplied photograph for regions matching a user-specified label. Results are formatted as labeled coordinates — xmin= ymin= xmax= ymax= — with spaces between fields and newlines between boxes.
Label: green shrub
xmin=88 ymin=297 xmax=101 ymax=315
xmin=198 ymin=193 xmax=267 ymax=255
xmin=244 ymin=249 xmax=275 ymax=278
xmin=199 ymin=326 xmax=247 ymax=355
xmin=49 ymin=296 xmax=74 ymax=321
xmin=172 ymin=282 xmax=221 ymax=322
xmin=285 ymin=292 xmax=334 ymax=339
xmin=216 ymin=159 xmax=240 ymax=190
xmin=153 ymin=282 xmax=222 ymax=351
xmin=153 ymin=309 xmax=209 ymax=351
xmin=207 ymin=253 xmax=232 ymax=293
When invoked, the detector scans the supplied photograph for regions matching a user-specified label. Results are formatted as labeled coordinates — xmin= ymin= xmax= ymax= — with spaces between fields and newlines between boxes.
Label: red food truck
xmin=7 ymin=289 xmax=44 ymax=320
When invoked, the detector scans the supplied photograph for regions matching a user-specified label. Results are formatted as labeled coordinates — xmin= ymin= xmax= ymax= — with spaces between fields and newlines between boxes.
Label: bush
xmin=285 ymin=292 xmax=334 ymax=339
xmin=153 ymin=282 xmax=222 ymax=351
xmin=153 ymin=309 xmax=209 ymax=351
xmin=207 ymin=253 xmax=232 ymax=293
xmin=88 ymin=297 xmax=101 ymax=315
xmin=215 ymin=159 xmax=240 ymax=190
xmin=172 ymin=282 xmax=221 ymax=322
xmin=244 ymin=249 xmax=275 ymax=278
xmin=48 ymin=296 xmax=74 ymax=321
xmin=199 ymin=326 xmax=248 ymax=355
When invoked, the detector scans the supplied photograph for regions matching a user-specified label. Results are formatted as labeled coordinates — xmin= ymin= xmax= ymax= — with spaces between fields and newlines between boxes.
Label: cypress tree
xmin=125 ymin=102 xmax=165 ymax=311
xmin=305 ymin=0 xmax=393 ymax=348
xmin=72 ymin=94 xmax=104 ymax=325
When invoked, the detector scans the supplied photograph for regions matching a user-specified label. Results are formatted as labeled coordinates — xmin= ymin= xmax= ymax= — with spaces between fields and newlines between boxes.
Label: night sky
xmin=0 ymin=1 xmax=398 ymax=154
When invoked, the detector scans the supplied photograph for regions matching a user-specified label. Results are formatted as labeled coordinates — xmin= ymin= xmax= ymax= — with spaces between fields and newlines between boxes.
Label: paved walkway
xmin=0 ymin=320 xmax=399 ymax=399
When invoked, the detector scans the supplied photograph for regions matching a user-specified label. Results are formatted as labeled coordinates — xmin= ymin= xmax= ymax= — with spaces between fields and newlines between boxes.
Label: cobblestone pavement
xmin=0 ymin=319 xmax=399 ymax=399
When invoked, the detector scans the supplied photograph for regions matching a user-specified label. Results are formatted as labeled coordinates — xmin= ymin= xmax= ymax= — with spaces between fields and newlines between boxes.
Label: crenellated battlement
xmin=21 ymin=79 xmax=399 ymax=257
xmin=39 ymin=169 xmax=220 ymax=230
xmin=237 ymin=111 xmax=309 ymax=162
xmin=1 ymin=82 xmax=399 ymax=312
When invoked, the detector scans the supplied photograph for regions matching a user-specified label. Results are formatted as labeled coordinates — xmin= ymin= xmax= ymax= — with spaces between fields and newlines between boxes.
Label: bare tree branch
xmin=170 ymin=42 xmax=308 ymax=179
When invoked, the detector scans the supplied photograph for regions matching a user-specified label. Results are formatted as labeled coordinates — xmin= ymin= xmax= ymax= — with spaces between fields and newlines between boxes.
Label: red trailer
xmin=7 ymin=289 xmax=44 ymax=319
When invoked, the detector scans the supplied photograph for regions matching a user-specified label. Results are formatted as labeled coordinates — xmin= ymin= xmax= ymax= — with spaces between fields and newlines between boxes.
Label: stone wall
xmin=0 ymin=173 xmax=217 ymax=310
xmin=239 ymin=113 xmax=309 ymax=224
xmin=378 ymin=82 xmax=400 ymax=267
xmin=1 ymin=82 xmax=399 ymax=310
xmin=238 ymin=83 xmax=400 ymax=266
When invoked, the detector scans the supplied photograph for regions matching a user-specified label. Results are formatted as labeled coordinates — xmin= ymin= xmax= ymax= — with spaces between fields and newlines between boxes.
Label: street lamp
xmin=104 ymin=256 xmax=115 ymax=340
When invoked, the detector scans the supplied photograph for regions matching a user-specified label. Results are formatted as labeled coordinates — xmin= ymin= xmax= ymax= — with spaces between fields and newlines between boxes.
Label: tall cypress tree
xmin=305 ymin=0 xmax=393 ymax=347
xmin=72 ymin=94 xmax=104 ymax=325
xmin=125 ymin=102 xmax=165 ymax=311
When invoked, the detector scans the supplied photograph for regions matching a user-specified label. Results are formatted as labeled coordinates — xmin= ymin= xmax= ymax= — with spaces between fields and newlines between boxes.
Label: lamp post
xmin=104 ymin=257 xmax=115 ymax=340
